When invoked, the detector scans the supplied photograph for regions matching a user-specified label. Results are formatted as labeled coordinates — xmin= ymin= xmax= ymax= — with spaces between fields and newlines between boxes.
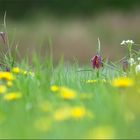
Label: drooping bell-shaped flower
xmin=91 ymin=54 xmax=103 ymax=69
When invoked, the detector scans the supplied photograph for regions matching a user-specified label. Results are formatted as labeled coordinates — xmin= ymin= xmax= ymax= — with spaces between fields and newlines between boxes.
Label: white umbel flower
xmin=126 ymin=40 xmax=134 ymax=44
xmin=121 ymin=40 xmax=126 ymax=45
xmin=138 ymin=57 xmax=140 ymax=61
xmin=128 ymin=58 xmax=135 ymax=66
xmin=135 ymin=64 xmax=140 ymax=74
xmin=120 ymin=40 xmax=134 ymax=46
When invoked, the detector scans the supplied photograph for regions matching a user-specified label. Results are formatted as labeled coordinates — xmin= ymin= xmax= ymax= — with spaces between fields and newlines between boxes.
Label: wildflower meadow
xmin=0 ymin=19 xmax=140 ymax=139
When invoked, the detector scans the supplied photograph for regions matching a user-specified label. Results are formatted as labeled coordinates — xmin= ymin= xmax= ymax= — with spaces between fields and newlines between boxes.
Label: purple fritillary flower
xmin=91 ymin=54 xmax=103 ymax=69
xmin=0 ymin=32 xmax=6 ymax=44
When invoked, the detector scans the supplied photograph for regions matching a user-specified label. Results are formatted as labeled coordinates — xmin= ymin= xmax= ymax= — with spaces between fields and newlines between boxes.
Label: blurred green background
xmin=0 ymin=0 xmax=140 ymax=63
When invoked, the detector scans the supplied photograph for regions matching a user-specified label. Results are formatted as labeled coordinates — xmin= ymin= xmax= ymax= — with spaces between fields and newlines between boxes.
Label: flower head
xmin=7 ymin=81 xmax=13 ymax=87
xmin=0 ymin=72 xmax=14 ymax=81
xmin=59 ymin=86 xmax=77 ymax=100
xmin=54 ymin=107 xmax=71 ymax=121
xmin=71 ymin=107 xmax=86 ymax=119
xmin=88 ymin=126 xmax=115 ymax=139
xmin=4 ymin=92 xmax=22 ymax=101
xmin=112 ymin=77 xmax=134 ymax=88
xmin=54 ymin=106 xmax=89 ymax=121
xmin=128 ymin=58 xmax=136 ymax=66
xmin=126 ymin=40 xmax=134 ymax=44
xmin=121 ymin=40 xmax=134 ymax=46
xmin=91 ymin=54 xmax=103 ymax=69
xmin=0 ymin=85 xmax=7 ymax=94
xmin=120 ymin=40 xmax=126 ymax=45
xmin=138 ymin=57 xmax=140 ymax=61
xmin=12 ymin=67 xmax=21 ymax=74
xmin=51 ymin=85 xmax=59 ymax=92
xmin=135 ymin=64 xmax=140 ymax=74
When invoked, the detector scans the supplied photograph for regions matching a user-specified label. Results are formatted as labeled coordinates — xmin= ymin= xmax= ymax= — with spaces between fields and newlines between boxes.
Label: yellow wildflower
xmin=51 ymin=85 xmax=59 ymax=92
xmin=88 ymin=126 xmax=115 ymax=139
xmin=54 ymin=107 xmax=71 ymax=121
xmin=86 ymin=79 xmax=106 ymax=84
xmin=12 ymin=67 xmax=20 ymax=74
xmin=112 ymin=77 xmax=134 ymax=87
xmin=59 ymin=86 xmax=77 ymax=100
xmin=86 ymin=80 xmax=97 ymax=83
xmin=0 ymin=72 xmax=14 ymax=81
xmin=71 ymin=107 xmax=86 ymax=119
xmin=54 ymin=106 xmax=91 ymax=121
xmin=7 ymin=81 xmax=13 ymax=87
xmin=0 ymin=85 xmax=7 ymax=94
xmin=4 ymin=92 xmax=22 ymax=101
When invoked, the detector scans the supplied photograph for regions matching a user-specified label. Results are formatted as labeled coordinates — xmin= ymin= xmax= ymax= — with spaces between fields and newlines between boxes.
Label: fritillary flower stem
xmin=96 ymin=69 xmax=100 ymax=78
xmin=97 ymin=38 xmax=101 ymax=78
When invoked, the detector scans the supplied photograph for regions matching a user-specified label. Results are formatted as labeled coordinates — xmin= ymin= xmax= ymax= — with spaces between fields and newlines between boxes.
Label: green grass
xmin=0 ymin=56 xmax=140 ymax=139
xmin=0 ymin=17 xmax=140 ymax=138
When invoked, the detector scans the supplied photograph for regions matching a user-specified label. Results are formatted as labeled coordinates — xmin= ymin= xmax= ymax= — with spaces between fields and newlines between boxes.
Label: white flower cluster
xmin=128 ymin=58 xmax=136 ymax=66
xmin=121 ymin=40 xmax=134 ymax=45
xmin=136 ymin=64 xmax=140 ymax=74
xmin=136 ymin=57 xmax=140 ymax=74
xmin=126 ymin=57 xmax=140 ymax=73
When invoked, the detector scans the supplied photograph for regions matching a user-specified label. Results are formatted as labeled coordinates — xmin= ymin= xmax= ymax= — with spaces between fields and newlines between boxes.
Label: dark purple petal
xmin=91 ymin=54 xmax=103 ymax=69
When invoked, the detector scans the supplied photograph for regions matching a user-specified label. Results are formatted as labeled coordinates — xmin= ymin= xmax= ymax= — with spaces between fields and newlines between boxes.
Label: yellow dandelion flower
xmin=12 ymin=67 xmax=21 ymax=74
xmin=54 ymin=107 xmax=71 ymax=121
xmin=71 ymin=107 xmax=86 ymax=119
xmin=7 ymin=81 xmax=13 ymax=87
xmin=34 ymin=117 xmax=52 ymax=132
xmin=88 ymin=126 xmax=115 ymax=139
xmin=86 ymin=79 xmax=106 ymax=84
xmin=0 ymin=72 xmax=14 ymax=81
xmin=86 ymin=80 xmax=97 ymax=83
xmin=59 ymin=87 xmax=77 ymax=100
xmin=51 ymin=85 xmax=60 ymax=92
xmin=54 ymin=106 xmax=92 ymax=121
xmin=112 ymin=77 xmax=134 ymax=87
xmin=0 ymin=85 xmax=7 ymax=94
xmin=4 ymin=92 xmax=22 ymax=101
